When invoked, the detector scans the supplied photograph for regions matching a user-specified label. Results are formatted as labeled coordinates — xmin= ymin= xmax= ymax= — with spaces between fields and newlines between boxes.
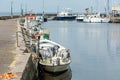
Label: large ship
xmin=53 ymin=8 xmax=76 ymax=20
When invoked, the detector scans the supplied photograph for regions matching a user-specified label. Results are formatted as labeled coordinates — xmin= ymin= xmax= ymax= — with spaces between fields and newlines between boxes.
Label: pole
xmin=43 ymin=0 xmax=44 ymax=15
xmin=25 ymin=5 xmax=27 ymax=14
xmin=11 ymin=1 xmax=13 ymax=18
xmin=21 ymin=4 xmax=24 ymax=16
xmin=16 ymin=32 xmax=19 ymax=47
xmin=29 ymin=30 xmax=32 ymax=46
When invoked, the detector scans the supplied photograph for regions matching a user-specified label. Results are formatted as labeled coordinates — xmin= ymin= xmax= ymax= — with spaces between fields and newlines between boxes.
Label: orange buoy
xmin=0 ymin=73 xmax=20 ymax=79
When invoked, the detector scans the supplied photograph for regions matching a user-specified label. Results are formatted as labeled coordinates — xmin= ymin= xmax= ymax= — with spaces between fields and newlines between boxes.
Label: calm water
xmin=41 ymin=21 xmax=120 ymax=80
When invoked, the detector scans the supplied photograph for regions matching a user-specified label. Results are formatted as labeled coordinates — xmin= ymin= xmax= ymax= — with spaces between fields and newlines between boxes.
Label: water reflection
xmin=107 ymin=30 xmax=120 ymax=56
xmin=43 ymin=21 xmax=120 ymax=80
xmin=40 ymin=67 xmax=72 ymax=80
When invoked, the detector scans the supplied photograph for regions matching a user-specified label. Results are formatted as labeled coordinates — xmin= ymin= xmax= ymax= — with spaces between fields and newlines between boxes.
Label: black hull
xmin=76 ymin=19 xmax=83 ymax=22
xmin=53 ymin=16 xmax=76 ymax=20
xmin=44 ymin=18 xmax=47 ymax=22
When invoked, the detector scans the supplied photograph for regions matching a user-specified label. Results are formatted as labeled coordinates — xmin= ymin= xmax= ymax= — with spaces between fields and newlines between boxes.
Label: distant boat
xmin=83 ymin=13 xmax=110 ymax=23
xmin=110 ymin=6 xmax=120 ymax=23
xmin=76 ymin=14 xmax=85 ymax=21
xmin=36 ymin=14 xmax=47 ymax=22
xmin=38 ymin=39 xmax=71 ymax=72
xmin=53 ymin=8 xmax=76 ymax=20
xmin=22 ymin=14 xmax=50 ymax=41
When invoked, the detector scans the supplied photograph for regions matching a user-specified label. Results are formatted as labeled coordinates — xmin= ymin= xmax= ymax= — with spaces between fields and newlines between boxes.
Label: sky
xmin=0 ymin=0 xmax=120 ymax=14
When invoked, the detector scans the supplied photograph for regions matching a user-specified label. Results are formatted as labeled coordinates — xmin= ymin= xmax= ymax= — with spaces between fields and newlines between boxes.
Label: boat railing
xmin=39 ymin=47 xmax=70 ymax=65
xmin=58 ymin=49 xmax=71 ymax=62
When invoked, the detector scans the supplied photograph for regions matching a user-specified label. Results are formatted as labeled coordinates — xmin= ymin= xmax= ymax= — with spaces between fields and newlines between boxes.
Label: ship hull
xmin=40 ymin=63 xmax=70 ymax=72
xmin=53 ymin=16 xmax=76 ymax=20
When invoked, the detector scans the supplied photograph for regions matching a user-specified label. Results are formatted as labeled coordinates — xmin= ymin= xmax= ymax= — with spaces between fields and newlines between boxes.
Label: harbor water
xmin=41 ymin=21 xmax=120 ymax=80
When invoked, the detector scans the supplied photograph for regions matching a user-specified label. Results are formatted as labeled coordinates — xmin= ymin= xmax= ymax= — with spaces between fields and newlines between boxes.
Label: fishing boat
xmin=22 ymin=14 xmax=50 ymax=40
xmin=53 ymin=8 xmax=76 ymax=20
xmin=38 ymin=39 xmax=71 ymax=72
xmin=83 ymin=13 xmax=110 ymax=23
xmin=36 ymin=14 xmax=47 ymax=22
xmin=76 ymin=14 xmax=85 ymax=21
xmin=23 ymin=14 xmax=47 ymax=27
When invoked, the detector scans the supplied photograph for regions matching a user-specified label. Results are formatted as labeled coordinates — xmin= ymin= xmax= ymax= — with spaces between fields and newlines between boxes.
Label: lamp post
xmin=43 ymin=0 xmax=44 ymax=15
xmin=11 ymin=1 xmax=13 ymax=18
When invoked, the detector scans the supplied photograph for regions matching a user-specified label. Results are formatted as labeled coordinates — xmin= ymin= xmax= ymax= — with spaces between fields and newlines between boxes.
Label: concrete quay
xmin=0 ymin=19 xmax=39 ymax=80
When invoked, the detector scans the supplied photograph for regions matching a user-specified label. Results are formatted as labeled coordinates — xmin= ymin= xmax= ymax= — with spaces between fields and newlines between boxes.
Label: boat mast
xmin=57 ymin=6 xmax=59 ymax=14
xmin=25 ymin=5 xmax=27 ymax=14
xmin=107 ymin=0 xmax=110 ymax=14
xmin=91 ymin=6 xmax=93 ymax=14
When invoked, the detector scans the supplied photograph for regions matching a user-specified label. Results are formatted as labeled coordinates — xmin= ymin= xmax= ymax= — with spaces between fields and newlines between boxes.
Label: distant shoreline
xmin=0 ymin=12 xmax=20 ymax=16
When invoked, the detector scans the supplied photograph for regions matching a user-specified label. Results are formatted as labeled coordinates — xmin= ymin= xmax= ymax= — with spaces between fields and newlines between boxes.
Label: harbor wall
xmin=0 ymin=14 xmax=57 ymax=20
xmin=21 ymin=53 xmax=39 ymax=80
xmin=5 ymin=19 xmax=40 ymax=80
xmin=17 ymin=20 xmax=40 ymax=80
xmin=0 ymin=15 xmax=20 ymax=20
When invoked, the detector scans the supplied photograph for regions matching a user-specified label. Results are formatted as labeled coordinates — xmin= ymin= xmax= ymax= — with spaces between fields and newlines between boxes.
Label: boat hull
xmin=76 ymin=19 xmax=83 ymax=21
xmin=53 ymin=16 xmax=76 ymax=20
xmin=40 ymin=63 xmax=70 ymax=72
xmin=42 ymin=67 xmax=72 ymax=80
xmin=83 ymin=18 xmax=110 ymax=23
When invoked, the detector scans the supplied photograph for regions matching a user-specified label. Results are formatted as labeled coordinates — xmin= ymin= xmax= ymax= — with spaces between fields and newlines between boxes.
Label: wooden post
xmin=16 ymin=32 xmax=19 ymax=47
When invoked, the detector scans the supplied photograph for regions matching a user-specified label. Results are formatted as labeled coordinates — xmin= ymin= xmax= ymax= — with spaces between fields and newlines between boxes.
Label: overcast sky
xmin=0 ymin=0 xmax=120 ymax=13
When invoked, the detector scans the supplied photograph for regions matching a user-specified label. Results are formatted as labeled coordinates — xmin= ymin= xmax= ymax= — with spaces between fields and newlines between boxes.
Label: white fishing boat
xmin=83 ymin=13 xmax=110 ymax=23
xmin=36 ymin=14 xmax=47 ymax=22
xmin=38 ymin=39 xmax=71 ymax=72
